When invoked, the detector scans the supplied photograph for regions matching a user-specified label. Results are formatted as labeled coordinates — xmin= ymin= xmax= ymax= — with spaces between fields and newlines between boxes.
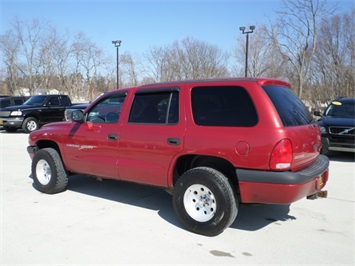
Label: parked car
xmin=27 ymin=78 xmax=329 ymax=236
xmin=0 ymin=96 xmax=29 ymax=108
xmin=314 ymin=97 xmax=355 ymax=154
xmin=0 ymin=94 xmax=79 ymax=133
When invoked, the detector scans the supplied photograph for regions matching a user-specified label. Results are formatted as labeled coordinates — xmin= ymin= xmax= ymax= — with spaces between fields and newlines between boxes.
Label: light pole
xmin=112 ymin=40 xmax=122 ymax=89
xmin=239 ymin=25 xmax=255 ymax=77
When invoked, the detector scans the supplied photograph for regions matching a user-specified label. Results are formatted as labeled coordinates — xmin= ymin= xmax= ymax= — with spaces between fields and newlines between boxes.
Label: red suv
xmin=27 ymin=78 xmax=329 ymax=236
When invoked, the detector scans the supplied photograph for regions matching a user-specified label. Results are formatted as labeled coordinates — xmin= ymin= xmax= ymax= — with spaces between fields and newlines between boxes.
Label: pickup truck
xmin=0 ymin=94 xmax=82 ymax=133
xmin=27 ymin=78 xmax=329 ymax=236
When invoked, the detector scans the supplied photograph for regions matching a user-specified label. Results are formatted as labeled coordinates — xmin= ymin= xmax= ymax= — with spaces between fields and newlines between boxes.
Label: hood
xmin=1 ymin=104 xmax=41 ymax=111
xmin=29 ymin=121 xmax=72 ymax=145
xmin=40 ymin=121 xmax=72 ymax=131
xmin=317 ymin=116 xmax=355 ymax=127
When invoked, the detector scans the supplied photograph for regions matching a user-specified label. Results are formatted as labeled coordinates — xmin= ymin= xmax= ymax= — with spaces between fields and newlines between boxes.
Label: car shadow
xmin=0 ymin=128 xmax=27 ymax=134
xmin=62 ymin=174 xmax=295 ymax=233
xmin=326 ymin=152 xmax=355 ymax=162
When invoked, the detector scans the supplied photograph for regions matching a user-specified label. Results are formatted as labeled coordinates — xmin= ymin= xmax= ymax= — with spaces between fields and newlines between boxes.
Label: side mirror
xmin=71 ymin=110 xmax=84 ymax=122
xmin=64 ymin=109 xmax=84 ymax=122
xmin=313 ymin=110 xmax=322 ymax=117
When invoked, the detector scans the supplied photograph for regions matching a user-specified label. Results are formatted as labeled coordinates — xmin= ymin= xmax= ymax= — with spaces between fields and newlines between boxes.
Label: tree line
xmin=0 ymin=0 xmax=354 ymax=108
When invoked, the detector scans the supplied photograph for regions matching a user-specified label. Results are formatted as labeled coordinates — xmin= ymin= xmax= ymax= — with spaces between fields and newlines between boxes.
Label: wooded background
xmin=1 ymin=0 xmax=354 ymax=109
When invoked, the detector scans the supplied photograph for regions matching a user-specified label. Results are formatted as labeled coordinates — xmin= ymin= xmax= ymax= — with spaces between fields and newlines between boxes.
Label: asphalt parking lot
xmin=1 ymin=131 xmax=354 ymax=265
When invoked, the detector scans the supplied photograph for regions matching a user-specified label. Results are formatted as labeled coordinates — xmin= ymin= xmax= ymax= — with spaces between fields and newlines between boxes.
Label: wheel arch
xmin=36 ymin=140 xmax=62 ymax=161
xmin=23 ymin=112 xmax=40 ymax=121
xmin=172 ymin=154 xmax=239 ymax=195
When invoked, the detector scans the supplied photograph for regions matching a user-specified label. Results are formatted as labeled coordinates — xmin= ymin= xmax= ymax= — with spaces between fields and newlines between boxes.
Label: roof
xmin=138 ymin=77 xmax=290 ymax=88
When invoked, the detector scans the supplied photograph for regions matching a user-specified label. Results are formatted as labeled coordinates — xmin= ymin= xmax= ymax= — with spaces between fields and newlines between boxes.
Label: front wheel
xmin=32 ymin=148 xmax=68 ymax=194
xmin=173 ymin=167 xmax=238 ymax=236
xmin=22 ymin=117 xmax=39 ymax=133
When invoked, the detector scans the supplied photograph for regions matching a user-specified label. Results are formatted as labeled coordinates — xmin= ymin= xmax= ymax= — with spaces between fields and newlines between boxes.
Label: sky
xmin=1 ymin=0 xmax=354 ymax=60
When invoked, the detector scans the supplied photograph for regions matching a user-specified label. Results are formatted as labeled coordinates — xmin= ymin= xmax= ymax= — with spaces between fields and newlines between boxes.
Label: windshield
xmin=23 ymin=95 xmax=47 ymax=106
xmin=324 ymin=101 xmax=355 ymax=118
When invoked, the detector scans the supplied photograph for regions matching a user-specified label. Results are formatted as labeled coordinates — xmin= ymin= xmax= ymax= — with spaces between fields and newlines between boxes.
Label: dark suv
xmin=0 ymin=96 xmax=29 ymax=108
xmin=315 ymin=97 xmax=355 ymax=154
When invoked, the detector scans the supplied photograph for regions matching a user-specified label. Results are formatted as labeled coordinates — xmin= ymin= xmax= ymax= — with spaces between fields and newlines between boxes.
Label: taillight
xmin=270 ymin=139 xmax=293 ymax=170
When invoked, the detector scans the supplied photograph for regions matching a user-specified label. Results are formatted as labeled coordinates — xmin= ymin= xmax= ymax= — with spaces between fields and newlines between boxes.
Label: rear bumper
xmin=236 ymin=155 xmax=329 ymax=204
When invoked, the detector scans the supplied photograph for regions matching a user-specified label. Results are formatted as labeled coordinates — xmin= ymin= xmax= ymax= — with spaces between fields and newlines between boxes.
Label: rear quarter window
xmin=262 ymin=85 xmax=313 ymax=126
xmin=191 ymin=86 xmax=258 ymax=127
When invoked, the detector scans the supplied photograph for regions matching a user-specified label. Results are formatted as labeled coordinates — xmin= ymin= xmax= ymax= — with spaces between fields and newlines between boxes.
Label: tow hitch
xmin=307 ymin=190 xmax=328 ymax=200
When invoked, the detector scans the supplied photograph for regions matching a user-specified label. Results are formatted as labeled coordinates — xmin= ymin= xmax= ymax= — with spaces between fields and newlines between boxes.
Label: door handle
xmin=167 ymin=138 xmax=180 ymax=145
xmin=108 ymin=134 xmax=118 ymax=140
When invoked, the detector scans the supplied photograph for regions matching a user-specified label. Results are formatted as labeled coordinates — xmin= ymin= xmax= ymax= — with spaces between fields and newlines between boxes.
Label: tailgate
xmin=285 ymin=123 xmax=321 ymax=171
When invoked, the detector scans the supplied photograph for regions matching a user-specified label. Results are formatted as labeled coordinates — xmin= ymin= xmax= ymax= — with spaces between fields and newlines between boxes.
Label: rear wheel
xmin=32 ymin=148 xmax=68 ymax=194
xmin=173 ymin=167 xmax=238 ymax=236
xmin=22 ymin=117 xmax=39 ymax=133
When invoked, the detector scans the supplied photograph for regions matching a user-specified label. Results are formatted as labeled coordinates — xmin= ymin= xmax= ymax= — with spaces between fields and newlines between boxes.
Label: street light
xmin=112 ymin=40 xmax=122 ymax=89
xmin=239 ymin=25 xmax=255 ymax=77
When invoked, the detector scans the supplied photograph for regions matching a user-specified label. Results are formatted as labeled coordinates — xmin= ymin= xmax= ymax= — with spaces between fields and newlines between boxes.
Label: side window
xmin=191 ymin=86 xmax=258 ymax=127
xmin=262 ymin=85 xmax=313 ymax=126
xmin=14 ymin=99 xmax=23 ymax=105
xmin=0 ymin=99 xmax=11 ymax=108
xmin=62 ymin=96 xmax=71 ymax=106
xmin=47 ymin=97 xmax=60 ymax=106
xmin=86 ymin=93 xmax=126 ymax=124
xmin=129 ymin=90 xmax=179 ymax=124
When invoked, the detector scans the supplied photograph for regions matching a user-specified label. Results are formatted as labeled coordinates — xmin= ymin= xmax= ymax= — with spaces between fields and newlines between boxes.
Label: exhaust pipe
xmin=307 ymin=190 xmax=328 ymax=200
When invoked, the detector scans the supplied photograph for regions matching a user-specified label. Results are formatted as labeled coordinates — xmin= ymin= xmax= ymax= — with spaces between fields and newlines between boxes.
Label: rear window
xmin=191 ymin=86 xmax=258 ymax=127
xmin=262 ymin=85 xmax=313 ymax=126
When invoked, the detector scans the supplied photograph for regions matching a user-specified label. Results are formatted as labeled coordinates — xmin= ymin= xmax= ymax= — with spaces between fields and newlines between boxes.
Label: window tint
xmin=0 ymin=99 xmax=11 ymax=108
xmin=191 ymin=86 xmax=258 ymax=127
xmin=24 ymin=95 xmax=47 ymax=105
xmin=86 ymin=93 xmax=126 ymax=124
xmin=62 ymin=96 xmax=71 ymax=106
xmin=48 ymin=97 xmax=60 ymax=106
xmin=129 ymin=90 xmax=179 ymax=124
xmin=324 ymin=102 xmax=355 ymax=118
xmin=14 ymin=99 xmax=24 ymax=105
xmin=262 ymin=85 xmax=313 ymax=126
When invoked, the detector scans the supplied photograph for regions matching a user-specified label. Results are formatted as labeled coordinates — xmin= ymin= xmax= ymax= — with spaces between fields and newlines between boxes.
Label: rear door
xmin=262 ymin=85 xmax=321 ymax=170
xmin=117 ymin=87 xmax=185 ymax=187
xmin=41 ymin=96 xmax=65 ymax=123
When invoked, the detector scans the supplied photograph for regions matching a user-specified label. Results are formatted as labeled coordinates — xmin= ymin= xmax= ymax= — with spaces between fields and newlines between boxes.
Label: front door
xmin=63 ymin=92 xmax=127 ymax=179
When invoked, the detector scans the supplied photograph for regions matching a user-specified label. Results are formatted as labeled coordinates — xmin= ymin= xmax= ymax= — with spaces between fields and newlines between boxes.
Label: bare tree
xmin=235 ymin=24 xmax=286 ymax=78
xmin=71 ymin=32 xmax=109 ymax=100
xmin=310 ymin=8 xmax=354 ymax=102
xmin=0 ymin=29 xmax=20 ymax=94
xmin=11 ymin=18 xmax=54 ymax=94
xmin=271 ymin=0 xmax=333 ymax=98
xmin=142 ymin=37 xmax=229 ymax=82
xmin=120 ymin=52 xmax=139 ymax=87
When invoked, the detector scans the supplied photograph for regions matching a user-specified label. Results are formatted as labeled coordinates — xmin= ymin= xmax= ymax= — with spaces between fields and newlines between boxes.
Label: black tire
xmin=22 ymin=117 xmax=39 ymax=133
xmin=32 ymin=148 xmax=68 ymax=194
xmin=321 ymin=145 xmax=329 ymax=155
xmin=4 ymin=127 xmax=17 ymax=133
xmin=173 ymin=167 xmax=238 ymax=236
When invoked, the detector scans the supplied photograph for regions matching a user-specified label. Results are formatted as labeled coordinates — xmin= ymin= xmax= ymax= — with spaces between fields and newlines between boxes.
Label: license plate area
xmin=317 ymin=170 xmax=329 ymax=190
